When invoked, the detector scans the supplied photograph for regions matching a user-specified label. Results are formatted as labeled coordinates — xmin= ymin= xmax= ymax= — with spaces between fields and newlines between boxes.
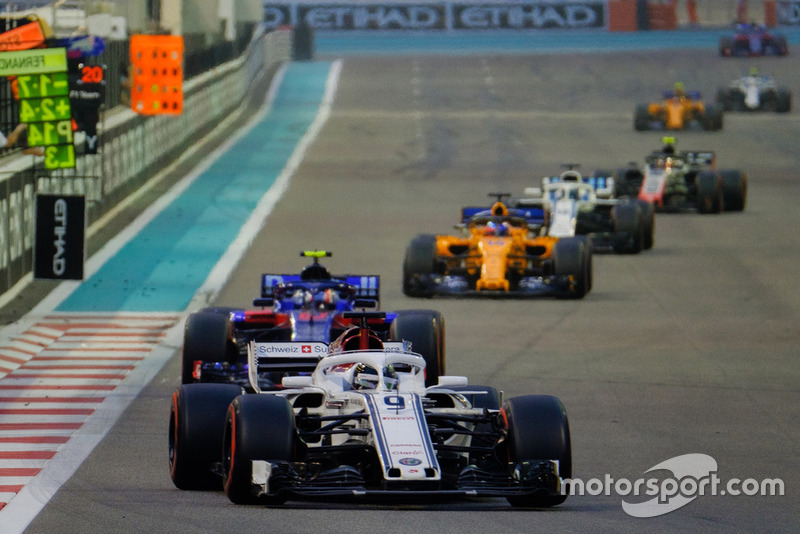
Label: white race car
xmin=716 ymin=73 xmax=791 ymax=112
xmin=169 ymin=312 xmax=572 ymax=507
xmin=514 ymin=167 xmax=654 ymax=253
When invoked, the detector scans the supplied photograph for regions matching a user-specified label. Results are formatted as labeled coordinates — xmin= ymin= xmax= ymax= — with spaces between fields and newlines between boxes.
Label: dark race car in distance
xmin=182 ymin=251 xmax=445 ymax=389
xmin=615 ymin=138 xmax=747 ymax=214
xmin=719 ymin=23 xmax=788 ymax=57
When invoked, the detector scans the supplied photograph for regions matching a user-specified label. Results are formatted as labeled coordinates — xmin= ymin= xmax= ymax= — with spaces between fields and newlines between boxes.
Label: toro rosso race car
xmin=513 ymin=166 xmax=654 ymax=253
xmin=182 ymin=251 xmax=445 ymax=388
xmin=634 ymin=84 xmax=723 ymax=131
xmin=719 ymin=24 xmax=788 ymax=57
xmin=169 ymin=312 xmax=572 ymax=507
xmin=403 ymin=194 xmax=592 ymax=299
xmin=615 ymin=138 xmax=747 ymax=213
xmin=716 ymin=71 xmax=791 ymax=112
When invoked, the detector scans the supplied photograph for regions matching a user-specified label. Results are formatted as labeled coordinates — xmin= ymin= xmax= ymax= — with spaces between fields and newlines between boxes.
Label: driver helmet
xmin=497 ymin=222 xmax=510 ymax=236
xmin=291 ymin=289 xmax=313 ymax=308
xmin=673 ymin=82 xmax=685 ymax=97
xmin=485 ymin=221 xmax=497 ymax=235
xmin=314 ymin=288 xmax=339 ymax=310
xmin=353 ymin=363 xmax=380 ymax=390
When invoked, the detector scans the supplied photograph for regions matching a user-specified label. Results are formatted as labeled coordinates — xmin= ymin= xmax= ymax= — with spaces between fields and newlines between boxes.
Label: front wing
xmin=407 ymin=273 xmax=578 ymax=298
xmin=251 ymin=459 xmax=562 ymax=501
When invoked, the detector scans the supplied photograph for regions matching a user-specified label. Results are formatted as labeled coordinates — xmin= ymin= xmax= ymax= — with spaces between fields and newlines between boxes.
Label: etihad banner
xmin=34 ymin=194 xmax=86 ymax=280
xmin=263 ymin=1 xmax=607 ymax=30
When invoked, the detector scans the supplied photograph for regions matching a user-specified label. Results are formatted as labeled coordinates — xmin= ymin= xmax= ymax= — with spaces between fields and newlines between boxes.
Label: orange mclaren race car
xmin=634 ymin=83 xmax=723 ymax=131
xmin=402 ymin=194 xmax=592 ymax=299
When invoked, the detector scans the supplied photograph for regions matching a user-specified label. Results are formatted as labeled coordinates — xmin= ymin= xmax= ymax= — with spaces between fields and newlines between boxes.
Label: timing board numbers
xmin=26 ymin=120 xmax=72 ymax=146
xmin=16 ymin=72 xmax=69 ymax=98
xmin=17 ymin=72 xmax=75 ymax=169
xmin=18 ymin=96 xmax=72 ymax=122
xmin=43 ymin=145 xmax=76 ymax=169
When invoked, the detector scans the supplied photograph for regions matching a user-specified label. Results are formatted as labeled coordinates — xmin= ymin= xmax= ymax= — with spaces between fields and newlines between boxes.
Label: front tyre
xmin=553 ymin=236 xmax=592 ymax=299
xmin=169 ymin=383 xmax=243 ymax=490
xmin=403 ymin=234 xmax=438 ymax=297
xmin=223 ymin=395 xmax=297 ymax=505
xmin=502 ymin=395 xmax=572 ymax=507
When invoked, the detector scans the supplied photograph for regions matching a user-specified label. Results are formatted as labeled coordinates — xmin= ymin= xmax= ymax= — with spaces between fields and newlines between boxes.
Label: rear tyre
xmin=615 ymin=167 xmax=643 ymax=198
xmin=502 ymin=395 xmax=572 ymax=507
xmin=390 ymin=309 xmax=445 ymax=387
xmin=719 ymin=37 xmax=732 ymax=56
xmin=716 ymin=88 xmax=735 ymax=111
xmin=775 ymin=89 xmax=791 ymax=112
xmin=637 ymin=200 xmax=655 ymax=250
xmin=181 ymin=308 xmax=237 ymax=384
xmin=552 ymin=236 xmax=592 ymax=299
xmin=720 ymin=170 xmax=747 ymax=212
xmin=402 ymin=234 xmax=438 ymax=297
xmin=704 ymin=104 xmax=724 ymax=131
xmin=633 ymin=104 xmax=651 ymax=131
xmin=611 ymin=202 xmax=643 ymax=254
xmin=696 ymin=171 xmax=724 ymax=214
xmin=169 ymin=383 xmax=243 ymax=490
xmin=223 ymin=395 xmax=296 ymax=505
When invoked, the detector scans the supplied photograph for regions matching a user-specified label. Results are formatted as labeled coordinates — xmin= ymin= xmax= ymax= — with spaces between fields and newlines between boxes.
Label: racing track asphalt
xmin=14 ymin=31 xmax=800 ymax=533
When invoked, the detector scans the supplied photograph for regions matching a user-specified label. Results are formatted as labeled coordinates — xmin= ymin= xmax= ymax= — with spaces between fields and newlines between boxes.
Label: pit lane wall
xmin=262 ymin=1 xmax=798 ymax=31
xmin=0 ymin=28 xmax=291 ymax=296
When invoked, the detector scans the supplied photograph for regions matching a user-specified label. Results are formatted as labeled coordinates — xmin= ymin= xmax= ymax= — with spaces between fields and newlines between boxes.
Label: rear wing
xmin=681 ymin=150 xmax=716 ymax=169
xmin=460 ymin=206 xmax=546 ymax=226
xmin=260 ymin=274 xmax=380 ymax=300
xmin=522 ymin=174 xmax=616 ymax=200
xmin=247 ymin=340 xmax=406 ymax=393
xmin=662 ymin=90 xmax=702 ymax=100
xmin=646 ymin=150 xmax=716 ymax=170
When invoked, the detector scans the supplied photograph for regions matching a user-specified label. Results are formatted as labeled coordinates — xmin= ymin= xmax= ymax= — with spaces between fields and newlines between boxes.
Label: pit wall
xmin=0 ymin=28 xmax=291 ymax=296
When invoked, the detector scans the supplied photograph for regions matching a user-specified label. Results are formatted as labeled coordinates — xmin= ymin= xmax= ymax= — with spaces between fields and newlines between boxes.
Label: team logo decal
xmin=399 ymin=458 xmax=422 ymax=466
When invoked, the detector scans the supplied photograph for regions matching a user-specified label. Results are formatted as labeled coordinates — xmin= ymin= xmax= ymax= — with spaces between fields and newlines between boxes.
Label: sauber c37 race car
xmin=716 ymin=71 xmax=791 ymax=112
xmin=719 ymin=24 xmax=789 ymax=57
xmin=403 ymin=194 xmax=592 ymax=299
xmin=513 ymin=166 xmax=654 ymax=254
xmin=182 ymin=251 xmax=445 ymax=388
xmin=634 ymin=85 xmax=723 ymax=131
xmin=615 ymin=139 xmax=747 ymax=213
xmin=169 ymin=312 xmax=572 ymax=507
